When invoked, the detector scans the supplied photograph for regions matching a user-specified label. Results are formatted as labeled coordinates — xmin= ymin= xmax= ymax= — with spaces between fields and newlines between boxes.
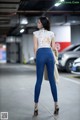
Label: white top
xmin=33 ymin=28 xmax=54 ymax=49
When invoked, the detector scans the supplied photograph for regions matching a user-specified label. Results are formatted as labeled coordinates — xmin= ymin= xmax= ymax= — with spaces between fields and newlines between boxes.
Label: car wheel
xmin=65 ymin=59 xmax=75 ymax=73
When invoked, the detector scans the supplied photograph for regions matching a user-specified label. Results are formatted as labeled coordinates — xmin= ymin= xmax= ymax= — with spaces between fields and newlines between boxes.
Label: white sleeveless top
xmin=33 ymin=28 xmax=54 ymax=49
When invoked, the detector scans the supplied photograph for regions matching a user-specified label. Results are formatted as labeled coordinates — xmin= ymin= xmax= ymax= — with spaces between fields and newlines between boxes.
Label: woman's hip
xmin=36 ymin=48 xmax=52 ymax=55
xmin=36 ymin=48 xmax=54 ymax=62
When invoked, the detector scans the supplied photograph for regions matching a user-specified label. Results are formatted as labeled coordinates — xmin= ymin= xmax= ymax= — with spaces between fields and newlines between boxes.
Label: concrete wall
xmin=51 ymin=25 xmax=71 ymax=52
xmin=51 ymin=26 xmax=71 ymax=42
xmin=21 ymin=34 xmax=34 ymax=63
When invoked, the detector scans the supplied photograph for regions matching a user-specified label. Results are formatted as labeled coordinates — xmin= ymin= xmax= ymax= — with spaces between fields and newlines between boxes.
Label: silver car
xmin=58 ymin=44 xmax=80 ymax=72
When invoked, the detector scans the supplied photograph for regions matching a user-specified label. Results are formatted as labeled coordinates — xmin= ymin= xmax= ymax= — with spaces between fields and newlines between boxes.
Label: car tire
xmin=65 ymin=59 xmax=75 ymax=73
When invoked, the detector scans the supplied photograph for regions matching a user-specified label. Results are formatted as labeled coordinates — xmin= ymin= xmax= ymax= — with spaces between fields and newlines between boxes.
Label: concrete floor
xmin=0 ymin=64 xmax=80 ymax=120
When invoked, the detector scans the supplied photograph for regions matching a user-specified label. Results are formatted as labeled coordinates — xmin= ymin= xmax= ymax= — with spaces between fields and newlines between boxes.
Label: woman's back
xmin=33 ymin=28 xmax=54 ymax=49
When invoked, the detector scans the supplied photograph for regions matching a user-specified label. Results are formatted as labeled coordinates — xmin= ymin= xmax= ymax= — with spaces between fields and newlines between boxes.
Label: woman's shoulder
xmin=33 ymin=30 xmax=39 ymax=37
xmin=33 ymin=30 xmax=39 ymax=34
xmin=47 ymin=31 xmax=54 ymax=37
xmin=49 ymin=31 xmax=54 ymax=34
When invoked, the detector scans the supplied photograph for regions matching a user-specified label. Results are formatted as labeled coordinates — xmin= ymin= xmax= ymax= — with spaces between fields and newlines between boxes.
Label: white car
xmin=71 ymin=57 xmax=80 ymax=75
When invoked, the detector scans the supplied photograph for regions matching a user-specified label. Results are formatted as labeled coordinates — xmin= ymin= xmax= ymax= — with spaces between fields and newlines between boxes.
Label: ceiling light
xmin=60 ymin=0 xmax=64 ymax=2
xmin=3 ymin=45 xmax=6 ymax=49
xmin=20 ymin=18 xmax=28 ymax=25
xmin=20 ymin=29 xmax=25 ymax=33
xmin=54 ymin=0 xmax=65 ymax=7
xmin=54 ymin=2 xmax=61 ymax=7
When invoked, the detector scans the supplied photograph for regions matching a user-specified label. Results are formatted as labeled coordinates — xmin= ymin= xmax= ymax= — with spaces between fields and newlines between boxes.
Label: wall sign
xmin=0 ymin=44 xmax=6 ymax=63
xmin=55 ymin=42 xmax=71 ymax=52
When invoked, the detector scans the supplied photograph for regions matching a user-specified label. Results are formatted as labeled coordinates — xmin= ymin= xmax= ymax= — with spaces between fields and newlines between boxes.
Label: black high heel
xmin=54 ymin=105 xmax=59 ymax=115
xmin=34 ymin=109 xmax=38 ymax=116
xmin=34 ymin=106 xmax=38 ymax=116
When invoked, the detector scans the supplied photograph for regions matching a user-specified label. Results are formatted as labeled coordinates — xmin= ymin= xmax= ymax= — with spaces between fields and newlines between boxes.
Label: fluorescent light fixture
xmin=20 ymin=18 xmax=28 ymax=25
xmin=54 ymin=0 xmax=65 ymax=7
xmin=20 ymin=29 xmax=25 ymax=33
xmin=60 ymin=0 xmax=64 ymax=2
xmin=54 ymin=2 xmax=61 ymax=7
xmin=3 ymin=45 xmax=6 ymax=49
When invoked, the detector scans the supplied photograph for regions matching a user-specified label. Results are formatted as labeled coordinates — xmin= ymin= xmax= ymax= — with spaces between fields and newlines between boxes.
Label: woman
xmin=33 ymin=16 xmax=59 ymax=116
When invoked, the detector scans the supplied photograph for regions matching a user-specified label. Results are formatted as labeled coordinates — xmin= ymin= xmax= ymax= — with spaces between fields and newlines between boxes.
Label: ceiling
xmin=0 ymin=0 xmax=80 ymax=38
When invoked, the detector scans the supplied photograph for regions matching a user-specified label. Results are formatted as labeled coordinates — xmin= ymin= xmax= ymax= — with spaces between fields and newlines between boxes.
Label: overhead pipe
xmin=0 ymin=11 xmax=80 ymax=16
xmin=0 ymin=12 xmax=17 ymax=16
xmin=17 ymin=10 xmax=80 ymax=14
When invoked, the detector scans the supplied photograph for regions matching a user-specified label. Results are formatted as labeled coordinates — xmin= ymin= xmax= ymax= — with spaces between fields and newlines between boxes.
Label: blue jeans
xmin=34 ymin=48 xmax=58 ymax=103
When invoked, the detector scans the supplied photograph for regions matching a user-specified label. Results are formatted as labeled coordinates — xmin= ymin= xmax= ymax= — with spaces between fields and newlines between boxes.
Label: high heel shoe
xmin=54 ymin=105 xmax=59 ymax=115
xmin=34 ymin=109 xmax=38 ymax=116
xmin=34 ymin=107 xmax=38 ymax=116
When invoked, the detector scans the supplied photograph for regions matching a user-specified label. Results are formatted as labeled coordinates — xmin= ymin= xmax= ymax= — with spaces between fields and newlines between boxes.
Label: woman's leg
xmin=46 ymin=57 xmax=58 ymax=102
xmin=34 ymin=52 xmax=45 ymax=104
xmin=34 ymin=53 xmax=45 ymax=116
xmin=46 ymin=56 xmax=59 ymax=115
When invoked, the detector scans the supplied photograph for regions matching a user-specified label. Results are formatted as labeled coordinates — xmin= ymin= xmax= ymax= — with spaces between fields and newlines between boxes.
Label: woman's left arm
xmin=33 ymin=35 xmax=38 ymax=57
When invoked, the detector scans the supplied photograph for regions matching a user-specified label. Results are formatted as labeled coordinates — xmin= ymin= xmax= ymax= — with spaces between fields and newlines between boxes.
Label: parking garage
xmin=0 ymin=0 xmax=80 ymax=120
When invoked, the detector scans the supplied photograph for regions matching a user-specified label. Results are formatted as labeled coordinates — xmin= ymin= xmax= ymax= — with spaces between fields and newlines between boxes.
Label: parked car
xmin=71 ymin=57 xmax=80 ymax=75
xmin=58 ymin=44 xmax=80 ymax=72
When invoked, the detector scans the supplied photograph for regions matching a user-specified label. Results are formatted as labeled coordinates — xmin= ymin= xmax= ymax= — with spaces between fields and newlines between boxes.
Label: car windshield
xmin=62 ymin=44 xmax=80 ymax=52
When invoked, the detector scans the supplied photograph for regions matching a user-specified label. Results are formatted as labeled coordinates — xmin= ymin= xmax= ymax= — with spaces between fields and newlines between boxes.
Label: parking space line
xmin=60 ymin=76 xmax=80 ymax=85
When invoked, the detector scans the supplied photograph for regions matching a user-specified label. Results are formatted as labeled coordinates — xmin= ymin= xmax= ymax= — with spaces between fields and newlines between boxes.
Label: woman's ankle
xmin=54 ymin=102 xmax=59 ymax=107
xmin=34 ymin=103 xmax=38 ymax=109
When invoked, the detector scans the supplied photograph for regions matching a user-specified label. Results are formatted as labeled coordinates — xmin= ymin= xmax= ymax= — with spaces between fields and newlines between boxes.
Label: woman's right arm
xmin=50 ymin=32 xmax=57 ymax=51
xmin=51 ymin=40 xmax=56 ymax=51
xmin=33 ymin=35 xmax=38 ymax=57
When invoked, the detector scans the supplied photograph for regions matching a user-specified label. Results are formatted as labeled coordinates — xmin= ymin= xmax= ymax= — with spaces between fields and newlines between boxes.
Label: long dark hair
xmin=39 ymin=16 xmax=50 ymax=31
